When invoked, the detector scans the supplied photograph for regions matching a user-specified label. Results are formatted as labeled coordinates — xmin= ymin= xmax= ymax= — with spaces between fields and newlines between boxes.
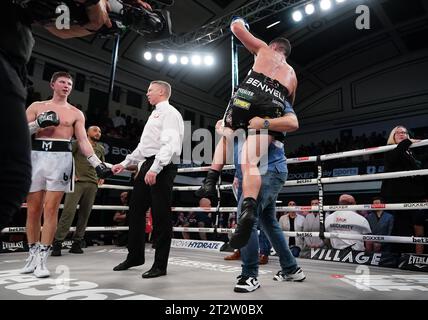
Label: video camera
xmin=13 ymin=0 xmax=172 ymax=40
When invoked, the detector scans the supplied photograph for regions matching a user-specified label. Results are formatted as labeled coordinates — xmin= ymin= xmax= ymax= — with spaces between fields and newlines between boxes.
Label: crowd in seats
xmin=86 ymin=109 xmax=145 ymax=143
xmin=288 ymin=131 xmax=388 ymax=158
xmin=277 ymin=193 xmax=428 ymax=256
xmin=288 ymin=125 xmax=428 ymax=159
xmin=173 ymin=211 xmax=213 ymax=240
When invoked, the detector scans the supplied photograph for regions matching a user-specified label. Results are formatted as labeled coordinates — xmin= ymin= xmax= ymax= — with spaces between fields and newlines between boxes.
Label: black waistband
xmin=32 ymin=140 xmax=72 ymax=152
xmin=245 ymin=69 xmax=290 ymax=97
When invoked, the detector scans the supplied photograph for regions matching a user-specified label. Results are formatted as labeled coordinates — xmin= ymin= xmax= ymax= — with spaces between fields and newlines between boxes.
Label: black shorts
xmin=223 ymin=70 xmax=292 ymax=140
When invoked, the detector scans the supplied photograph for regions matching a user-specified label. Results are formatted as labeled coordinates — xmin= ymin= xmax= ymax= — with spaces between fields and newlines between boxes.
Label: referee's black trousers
xmin=126 ymin=158 xmax=177 ymax=271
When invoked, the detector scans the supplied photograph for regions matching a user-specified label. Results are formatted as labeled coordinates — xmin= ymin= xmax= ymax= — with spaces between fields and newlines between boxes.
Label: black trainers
xmin=229 ymin=197 xmax=257 ymax=249
xmin=69 ymin=241 xmax=84 ymax=254
xmin=51 ymin=241 xmax=62 ymax=257
xmin=273 ymin=268 xmax=306 ymax=282
xmin=194 ymin=169 xmax=220 ymax=201
xmin=234 ymin=275 xmax=260 ymax=293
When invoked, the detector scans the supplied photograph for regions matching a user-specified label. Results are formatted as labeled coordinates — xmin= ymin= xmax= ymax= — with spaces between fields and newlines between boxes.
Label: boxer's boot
xmin=229 ymin=197 xmax=257 ymax=249
xmin=34 ymin=244 xmax=51 ymax=278
xmin=194 ymin=169 xmax=220 ymax=201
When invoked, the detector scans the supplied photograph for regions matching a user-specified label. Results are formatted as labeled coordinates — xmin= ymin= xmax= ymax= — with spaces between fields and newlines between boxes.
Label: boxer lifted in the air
xmin=21 ymin=71 xmax=110 ymax=278
xmin=195 ymin=17 xmax=299 ymax=249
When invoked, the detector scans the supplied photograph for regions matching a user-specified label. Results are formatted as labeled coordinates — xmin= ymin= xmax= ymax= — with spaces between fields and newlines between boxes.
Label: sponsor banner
xmin=62 ymin=240 xmax=73 ymax=249
xmin=332 ymin=167 xmax=358 ymax=177
xmin=288 ymin=172 xmax=315 ymax=180
xmin=399 ymin=254 xmax=428 ymax=272
xmin=403 ymin=202 xmax=428 ymax=209
xmin=4 ymin=227 xmax=26 ymax=233
xmin=0 ymin=240 xmax=27 ymax=253
xmin=99 ymin=137 xmax=137 ymax=165
xmin=309 ymin=248 xmax=398 ymax=267
xmin=171 ymin=239 xmax=225 ymax=252
xmin=287 ymin=165 xmax=385 ymax=179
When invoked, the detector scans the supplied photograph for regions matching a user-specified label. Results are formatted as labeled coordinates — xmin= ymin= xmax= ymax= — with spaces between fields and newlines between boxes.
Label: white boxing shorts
xmin=29 ymin=139 xmax=75 ymax=193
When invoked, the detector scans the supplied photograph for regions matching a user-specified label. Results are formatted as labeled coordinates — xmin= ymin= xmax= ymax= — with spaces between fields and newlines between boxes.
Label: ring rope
xmin=6 ymin=140 xmax=428 ymax=249
xmin=100 ymin=168 xmax=428 ymax=192
xmin=2 ymin=226 xmax=428 ymax=246
xmin=17 ymin=202 xmax=428 ymax=212
xmin=175 ymin=138 xmax=428 ymax=172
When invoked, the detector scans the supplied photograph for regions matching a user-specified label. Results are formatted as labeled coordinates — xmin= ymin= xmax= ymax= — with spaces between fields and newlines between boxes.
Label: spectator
xmin=302 ymin=198 xmax=325 ymax=255
xmin=366 ymin=197 xmax=394 ymax=253
xmin=182 ymin=211 xmax=198 ymax=240
xmin=112 ymin=109 xmax=126 ymax=128
xmin=174 ymin=212 xmax=186 ymax=227
xmin=113 ymin=192 xmax=128 ymax=225
xmin=380 ymin=125 xmax=427 ymax=254
xmin=325 ymin=194 xmax=372 ymax=251
xmin=279 ymin=207 xmax=305 ymax=257
xmin=113 ymin=191 xmax=129 ymax=247
xmin=195 ymin=211 xmax=213 ymax=241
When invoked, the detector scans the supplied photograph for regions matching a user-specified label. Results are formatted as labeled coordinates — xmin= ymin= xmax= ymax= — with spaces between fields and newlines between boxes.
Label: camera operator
xmin=0 ymin=0 xmax=153 ymax=231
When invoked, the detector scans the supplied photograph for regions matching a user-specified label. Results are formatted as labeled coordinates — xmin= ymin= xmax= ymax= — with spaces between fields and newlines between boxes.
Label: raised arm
xmin=230 ymin=17 xmax=267 ymax=55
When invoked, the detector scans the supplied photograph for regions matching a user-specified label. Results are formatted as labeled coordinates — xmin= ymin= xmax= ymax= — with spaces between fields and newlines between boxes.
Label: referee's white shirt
xmin=120 ymin=100 xmax=184 ymax=173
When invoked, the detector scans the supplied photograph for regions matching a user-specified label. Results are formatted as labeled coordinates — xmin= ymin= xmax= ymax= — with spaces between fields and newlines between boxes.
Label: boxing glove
xmin=230 ymin=16 xmax=249 ymax=30
xmin=36 ymin=111 xmax=60 ymax=128
xmin=87 ymin=154 xmax=113 ymax=179
xmin=29 ymin=110 xmax=60 ymax=134
xmin=95 ymin=163 xmax=113 ymax=179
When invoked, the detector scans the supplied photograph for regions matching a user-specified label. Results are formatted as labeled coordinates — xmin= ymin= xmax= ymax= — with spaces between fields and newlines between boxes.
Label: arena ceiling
xmin=32 ymin=0 xmax=428 ymax=115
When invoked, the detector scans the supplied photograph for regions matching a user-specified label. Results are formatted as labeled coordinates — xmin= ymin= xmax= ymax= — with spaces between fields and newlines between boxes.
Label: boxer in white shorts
xmin=30 ymin=138 xmax=75 ymax=193
xmin=21 ymin=71 xmax=111 ymax=278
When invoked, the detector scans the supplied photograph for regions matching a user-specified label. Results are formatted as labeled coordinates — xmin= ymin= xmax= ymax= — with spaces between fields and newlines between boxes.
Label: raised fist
xmin=36 ymin=111 xmax=60 ymax=128
xmin=231 ymin=16 xmax=249 ymax=31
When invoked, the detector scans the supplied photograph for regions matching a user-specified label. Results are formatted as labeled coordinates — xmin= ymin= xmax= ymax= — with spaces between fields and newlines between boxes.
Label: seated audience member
xmin=366 ymin=197 xmax=394 ymax=253
xmin=113 ymin=192 xmax=129 ymax=246
xmin=325 ymin=194 xmax=372 ymax=251
xmin=279 ymin=207 xmax=305 ymax=257
xmin=302 ymin=198 xmax=325 ymax=255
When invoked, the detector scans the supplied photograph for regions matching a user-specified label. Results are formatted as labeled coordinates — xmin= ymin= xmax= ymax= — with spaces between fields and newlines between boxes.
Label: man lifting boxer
xmin=195 ymin=16 xmax=299 ymax=249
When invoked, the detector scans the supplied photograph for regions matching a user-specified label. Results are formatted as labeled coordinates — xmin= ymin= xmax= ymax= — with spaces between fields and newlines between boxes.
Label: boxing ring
xmin=1 ymin=140 xmax=428 ymax=300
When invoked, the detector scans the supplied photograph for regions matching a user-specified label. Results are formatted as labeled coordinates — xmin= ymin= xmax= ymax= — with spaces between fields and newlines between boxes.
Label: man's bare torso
xmin=31 ymin=101 xmax=80 ymax=140
xmin=253 ymin=47 xmax=296 ymax=97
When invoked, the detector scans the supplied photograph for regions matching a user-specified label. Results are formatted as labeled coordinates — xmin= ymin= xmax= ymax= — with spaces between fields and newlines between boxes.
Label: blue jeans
xmin=239 ymin=171 xmax=297 ymax=277
xmin=258 ymin=229 xmax=271 ymax=256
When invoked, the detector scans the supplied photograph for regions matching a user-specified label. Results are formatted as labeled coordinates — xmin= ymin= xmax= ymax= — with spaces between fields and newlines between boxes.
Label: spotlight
xmin=320 ymin=0 xmax=332 ymax=10
xmin=204 ymin=55 xmax=214 ymax=66
xmin=180 ymin=56 xmax=189 ymax=65
xmin=155 ymin=53 xmax=164 ymax=62
xmin=168 ymin=54 xmax=178 ymax=64
xmin=266 ymin=21 xmax=281 ymax=29
xmin=305 ymin=3 xmax=315 ymax=15
xmin=143 ymin=51 xmax=152 ymax=60
xmin=336 ymin=0 xmax=346 ymax=3
xmin=292 ymin=10 xmax=303 ymax=22
xmin=191 ymin=55 xmax=201 ymax=65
